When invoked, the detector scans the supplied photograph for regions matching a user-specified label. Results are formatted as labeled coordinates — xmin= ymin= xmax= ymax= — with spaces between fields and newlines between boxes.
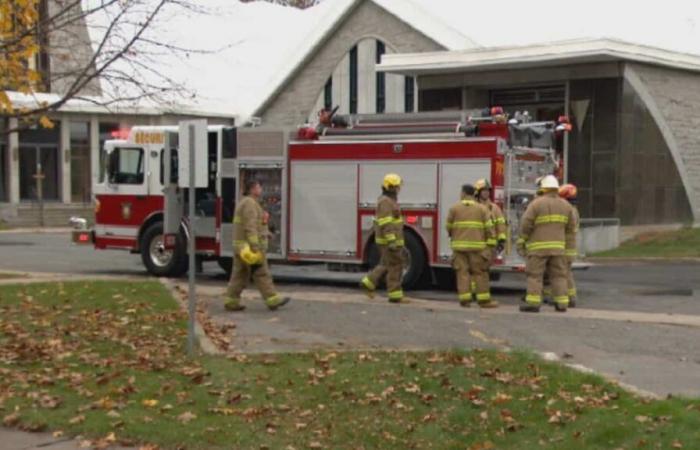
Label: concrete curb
xmin=158 ymin=278 xmax=225 ymax=356
xmin=586 ymin=256 xmax=700 ymax=263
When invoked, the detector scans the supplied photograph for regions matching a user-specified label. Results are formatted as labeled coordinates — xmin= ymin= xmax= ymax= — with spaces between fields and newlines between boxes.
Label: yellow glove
xmin=240 ymin=244 xmax=263 ymax=265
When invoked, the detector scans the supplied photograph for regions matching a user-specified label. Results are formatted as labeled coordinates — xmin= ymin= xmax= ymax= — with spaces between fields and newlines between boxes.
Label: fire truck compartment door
xmin=290 ymin=162 xmax=357 ymax=254
xmin=438 ymin=161 xmax=491 ymax=260
xmin=163 ymin=139 xmax=183 ymax=236
xmin=359 ymin=162 xmax=437 ymax=207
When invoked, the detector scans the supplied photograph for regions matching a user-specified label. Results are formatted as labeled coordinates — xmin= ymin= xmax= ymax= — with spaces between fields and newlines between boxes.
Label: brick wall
xmin=627 ymin=63 xmax=700 ymax=224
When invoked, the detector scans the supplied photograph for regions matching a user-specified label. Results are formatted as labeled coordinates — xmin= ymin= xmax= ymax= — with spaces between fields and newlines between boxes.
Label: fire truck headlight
xmin=94 ymin=199 xmax=101 ymax=214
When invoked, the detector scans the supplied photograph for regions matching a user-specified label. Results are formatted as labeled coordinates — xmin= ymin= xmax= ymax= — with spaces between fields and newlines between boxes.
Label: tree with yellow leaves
xmin=1 ymin=0 xmax=200 ymax=133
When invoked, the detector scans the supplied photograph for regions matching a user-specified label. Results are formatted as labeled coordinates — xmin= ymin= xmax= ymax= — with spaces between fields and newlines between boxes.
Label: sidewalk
xmin=0 ymin=428 xmax=135 ymax=450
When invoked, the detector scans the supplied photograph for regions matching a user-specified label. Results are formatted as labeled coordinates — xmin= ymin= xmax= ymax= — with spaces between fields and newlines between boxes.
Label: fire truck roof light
xmin=110 ymin=129 xmax=130 ymax=140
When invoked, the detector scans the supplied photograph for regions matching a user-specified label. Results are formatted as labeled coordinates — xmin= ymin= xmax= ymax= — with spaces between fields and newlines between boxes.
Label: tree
xmin=1 ymin=0 xmax=201 ymax=132
xmin=239 ymin=0 xmax=322 ymax=9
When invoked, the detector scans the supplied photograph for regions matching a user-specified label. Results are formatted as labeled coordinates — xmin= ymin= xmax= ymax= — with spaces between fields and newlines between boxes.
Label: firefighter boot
xmin=224 ymin=298 xmax=246 ymax=312
xmin=459 ymin=293 xmax=472 ymax=307
xmin=265 ymin=295 xmax=291 ymax=311
xmin=360 ymin=276 xmax=376 ymax=299
xmin=478 ymin=300 xmax=499 ymax=309
xmin=555 ymin=302 xmax=568 ymax=312
xmin=519 ymin=304 xmax=540 ymax=313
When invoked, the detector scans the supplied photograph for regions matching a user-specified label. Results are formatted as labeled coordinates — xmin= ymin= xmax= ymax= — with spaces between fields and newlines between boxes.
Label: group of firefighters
xmin=223 ymin=173 xmax=579 ymax=314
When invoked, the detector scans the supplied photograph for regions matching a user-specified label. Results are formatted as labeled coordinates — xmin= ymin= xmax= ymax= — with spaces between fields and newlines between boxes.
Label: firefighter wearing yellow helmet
xmin=360 ymin=173 xmax=405 ymax=303
xmin=224 ymin=178 xmax=290 ymax=312
xmin=446 ymin=184 xmax=499 ymax=308
xmin=517 ymin=175 xmax=577 ymax=313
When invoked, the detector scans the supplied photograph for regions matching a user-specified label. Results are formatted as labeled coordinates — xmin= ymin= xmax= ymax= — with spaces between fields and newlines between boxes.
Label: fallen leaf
xmin=177 ymin=411 xmax=197 ymax=424
xmin=672 ymin=441 xmax=683 ymax=449
xmin=69 ymin=415 xmax=86 ymax=425
xmin=142 ymin=399 xmax=159 ymax=408
xmin=3 ymin=413 xmax=20 ymax=426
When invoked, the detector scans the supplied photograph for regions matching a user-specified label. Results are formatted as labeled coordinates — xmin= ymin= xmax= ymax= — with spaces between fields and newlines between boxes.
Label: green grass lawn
xmin=594 ymin=227 xmax=700 ymax=258
xmin=1 ymin=281 xmax=699 ymax=449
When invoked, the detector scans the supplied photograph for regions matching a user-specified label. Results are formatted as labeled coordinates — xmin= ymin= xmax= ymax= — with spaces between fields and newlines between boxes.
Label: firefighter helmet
xmin=382 ymin=173 xmax=402 ymax=189
xmin=474 ymin=179 xmax=491 ymax=193
xmin=559 ymin=183 xmax=578 ymax=200
xmin=239 ymin=244 xmax=263 ymax=265
xmin=540 ymin=175 xmax=560 ymax=190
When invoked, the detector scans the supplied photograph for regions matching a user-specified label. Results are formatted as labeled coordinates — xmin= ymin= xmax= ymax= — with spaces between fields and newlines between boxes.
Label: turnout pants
xmin=453 ymin=250 xmax=491 ymax=303
xmin=566 ymin=256 xmax=577 ymax=298
xmin=525 ymin=254 xmax=568 ymax=307
xmin=366 ymin=246 xmax=404 ymax=301
xmin=226 ymin=254 xmax=279 ymax=303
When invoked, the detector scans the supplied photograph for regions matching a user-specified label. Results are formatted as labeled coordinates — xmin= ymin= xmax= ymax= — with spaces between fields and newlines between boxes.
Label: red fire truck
xmin=71 ymin=111 xmax=564 ymax=288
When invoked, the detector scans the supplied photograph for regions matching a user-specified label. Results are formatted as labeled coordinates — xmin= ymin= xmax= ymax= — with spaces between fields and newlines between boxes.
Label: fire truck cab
xmin=74 ymin=110 xmax=568 ymax=288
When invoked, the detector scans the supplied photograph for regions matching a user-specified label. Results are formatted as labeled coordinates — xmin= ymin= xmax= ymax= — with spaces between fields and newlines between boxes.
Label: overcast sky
xmin=83 ymin=0 xmax=700 ymax=117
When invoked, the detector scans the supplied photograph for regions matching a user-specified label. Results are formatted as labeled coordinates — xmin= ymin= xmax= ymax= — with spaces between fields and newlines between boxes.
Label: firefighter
xmin=474 ymin=179 xmax=507 ymax=255
xmin=559 ymin=183 xmax=580 ymax=307
xmin=360 ymin=173 xmax=405 ymax=303
xmin=223 ymin=179 xmax=290 ymax=312
xmin=517 ymin=175 xmax=577 ymax=313
xmin=446 ymin=184 xmax=499 ymax=308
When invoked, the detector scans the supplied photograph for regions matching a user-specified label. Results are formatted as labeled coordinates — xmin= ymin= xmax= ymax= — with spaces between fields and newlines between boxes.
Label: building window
xmin=324 ymin=77 xmax=332 ymax=110
xmin=349 ymin=45 xmax=358 ymax=114
xmin=405 ymin=76 xmax=415 ymax=113
xmin=70 ymin=121 xmax=91 ymax=203
xmin=376 ymin=41 xmax=386 ymax=113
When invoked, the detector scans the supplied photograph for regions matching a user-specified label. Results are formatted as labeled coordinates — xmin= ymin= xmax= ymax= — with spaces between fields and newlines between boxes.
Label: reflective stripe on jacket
xmin=446 ymin=198 xmax=496 ymax=251
xmin=518 ymin=192 xmax=577 ymax=256
xmin=483 ymin=200 xmax=507 ymax=242
xmin=374 ymin=194 xmax=404 ymax=246
xmin=233 ymin=196 xmax=268 ymax=251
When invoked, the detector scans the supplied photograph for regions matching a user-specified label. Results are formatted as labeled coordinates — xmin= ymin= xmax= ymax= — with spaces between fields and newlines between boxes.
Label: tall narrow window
xmin=324 ymin=77 xmax=332 ymax=110
xmin=405 ymin=76 xmax=415 ymax=113
xmin=349 ymin=45 xmax=358 ymax=114
xmin=376 ymin=41 xmax=386 ymax=113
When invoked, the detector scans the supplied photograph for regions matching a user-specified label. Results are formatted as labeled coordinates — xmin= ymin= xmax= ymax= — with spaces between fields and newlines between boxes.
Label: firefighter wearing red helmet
xmin=517 ymin=175 xmax=577 ymax=313
xmin=446 ymin=184 xmax=499 ymax=308
xmin=360 ymin=173 xmax=406 ymax=303
xmin=223 ymin=178 xmax=290 ymax=312
xmin=559 ymin=183 xmax=580 ymax=307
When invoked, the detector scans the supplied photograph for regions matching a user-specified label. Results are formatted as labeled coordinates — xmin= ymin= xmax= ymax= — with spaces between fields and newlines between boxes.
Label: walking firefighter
xmin=360 ymin=173 xmax=406 ymax=303
xmin=223 ymin=178 xmax=291 ymax=312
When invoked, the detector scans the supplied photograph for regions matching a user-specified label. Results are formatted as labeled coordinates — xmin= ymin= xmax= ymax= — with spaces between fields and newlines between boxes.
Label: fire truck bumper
xmin=69 ymin=217 xmax=94 ymax=245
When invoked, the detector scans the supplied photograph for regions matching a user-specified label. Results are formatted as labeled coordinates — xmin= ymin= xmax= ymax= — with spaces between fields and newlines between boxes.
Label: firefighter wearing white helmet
xmin=360 ymin=173 xmax=405 ymax=303
xmin=516 ymin=175 xmax=577 ymax=313
xmin=474 ymin=179 xmax=507 ymax=252
xmin=224 ymin=178 xmax=290 ymax=312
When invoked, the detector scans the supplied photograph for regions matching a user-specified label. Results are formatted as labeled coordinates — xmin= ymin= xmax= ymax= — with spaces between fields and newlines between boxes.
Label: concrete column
xmin=61 ymin=118 xmax=71 ymax=203
xmin=90 ymin=116 xmax=99 ymax=188
xmin=8 ymin=118 xmax=20 ymax=204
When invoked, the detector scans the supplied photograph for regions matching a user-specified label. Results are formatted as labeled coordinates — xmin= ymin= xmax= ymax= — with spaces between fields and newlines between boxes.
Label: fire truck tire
xmin=140 ymin=222 xmax=187 ymax=277
xmin=367 ymin=231 xmax=427 ymax=289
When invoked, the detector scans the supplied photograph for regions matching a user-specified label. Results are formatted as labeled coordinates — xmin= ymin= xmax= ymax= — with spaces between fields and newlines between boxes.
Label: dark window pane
xmin=405 ymin=76 xmax=415 ymax=113
xmin=349 ymin=45 xmax=358 ymax=114
xmin=323 ymin=77 xmax=332 ymax=111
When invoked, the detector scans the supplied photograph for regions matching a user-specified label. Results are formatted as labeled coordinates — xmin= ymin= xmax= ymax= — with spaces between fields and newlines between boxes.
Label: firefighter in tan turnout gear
xmin=224 ymin=179 xmax=290 ymax=312
xmin=446 ymin=184 xmax=499 ymax=308
xmin=360 ymin=173 xmax=405 ymax=303
xmin=559 ymin=183 xmax=580 ymax=307
xmin=517 ymin=175 xmax=577 ymax=313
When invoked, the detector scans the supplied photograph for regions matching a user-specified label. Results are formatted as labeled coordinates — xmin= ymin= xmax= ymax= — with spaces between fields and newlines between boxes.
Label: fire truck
xmin=71 ymin=110 xmax=566 ymax=288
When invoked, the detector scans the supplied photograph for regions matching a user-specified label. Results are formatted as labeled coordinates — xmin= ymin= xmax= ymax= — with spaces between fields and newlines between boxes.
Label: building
xmin=250 ymin=1 xmax=700 ymax=226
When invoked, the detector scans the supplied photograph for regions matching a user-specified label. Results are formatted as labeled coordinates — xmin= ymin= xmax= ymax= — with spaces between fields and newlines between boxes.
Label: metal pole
xmin=187 ymin=125 xmax=196 ymax=356
xmin=563 ymin=81 xmax=570 ymax=184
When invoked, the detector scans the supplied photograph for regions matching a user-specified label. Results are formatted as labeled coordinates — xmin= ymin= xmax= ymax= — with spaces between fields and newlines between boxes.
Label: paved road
xmin=2 ymin=230 xmax=700 ymax=398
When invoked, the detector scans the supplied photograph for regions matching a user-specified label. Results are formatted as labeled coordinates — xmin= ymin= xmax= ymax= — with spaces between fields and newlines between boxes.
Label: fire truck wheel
xmin=140 ymin=222 xmax=186 ymax=277
xmin=367 ymin=231 xmax=427 ymax=289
